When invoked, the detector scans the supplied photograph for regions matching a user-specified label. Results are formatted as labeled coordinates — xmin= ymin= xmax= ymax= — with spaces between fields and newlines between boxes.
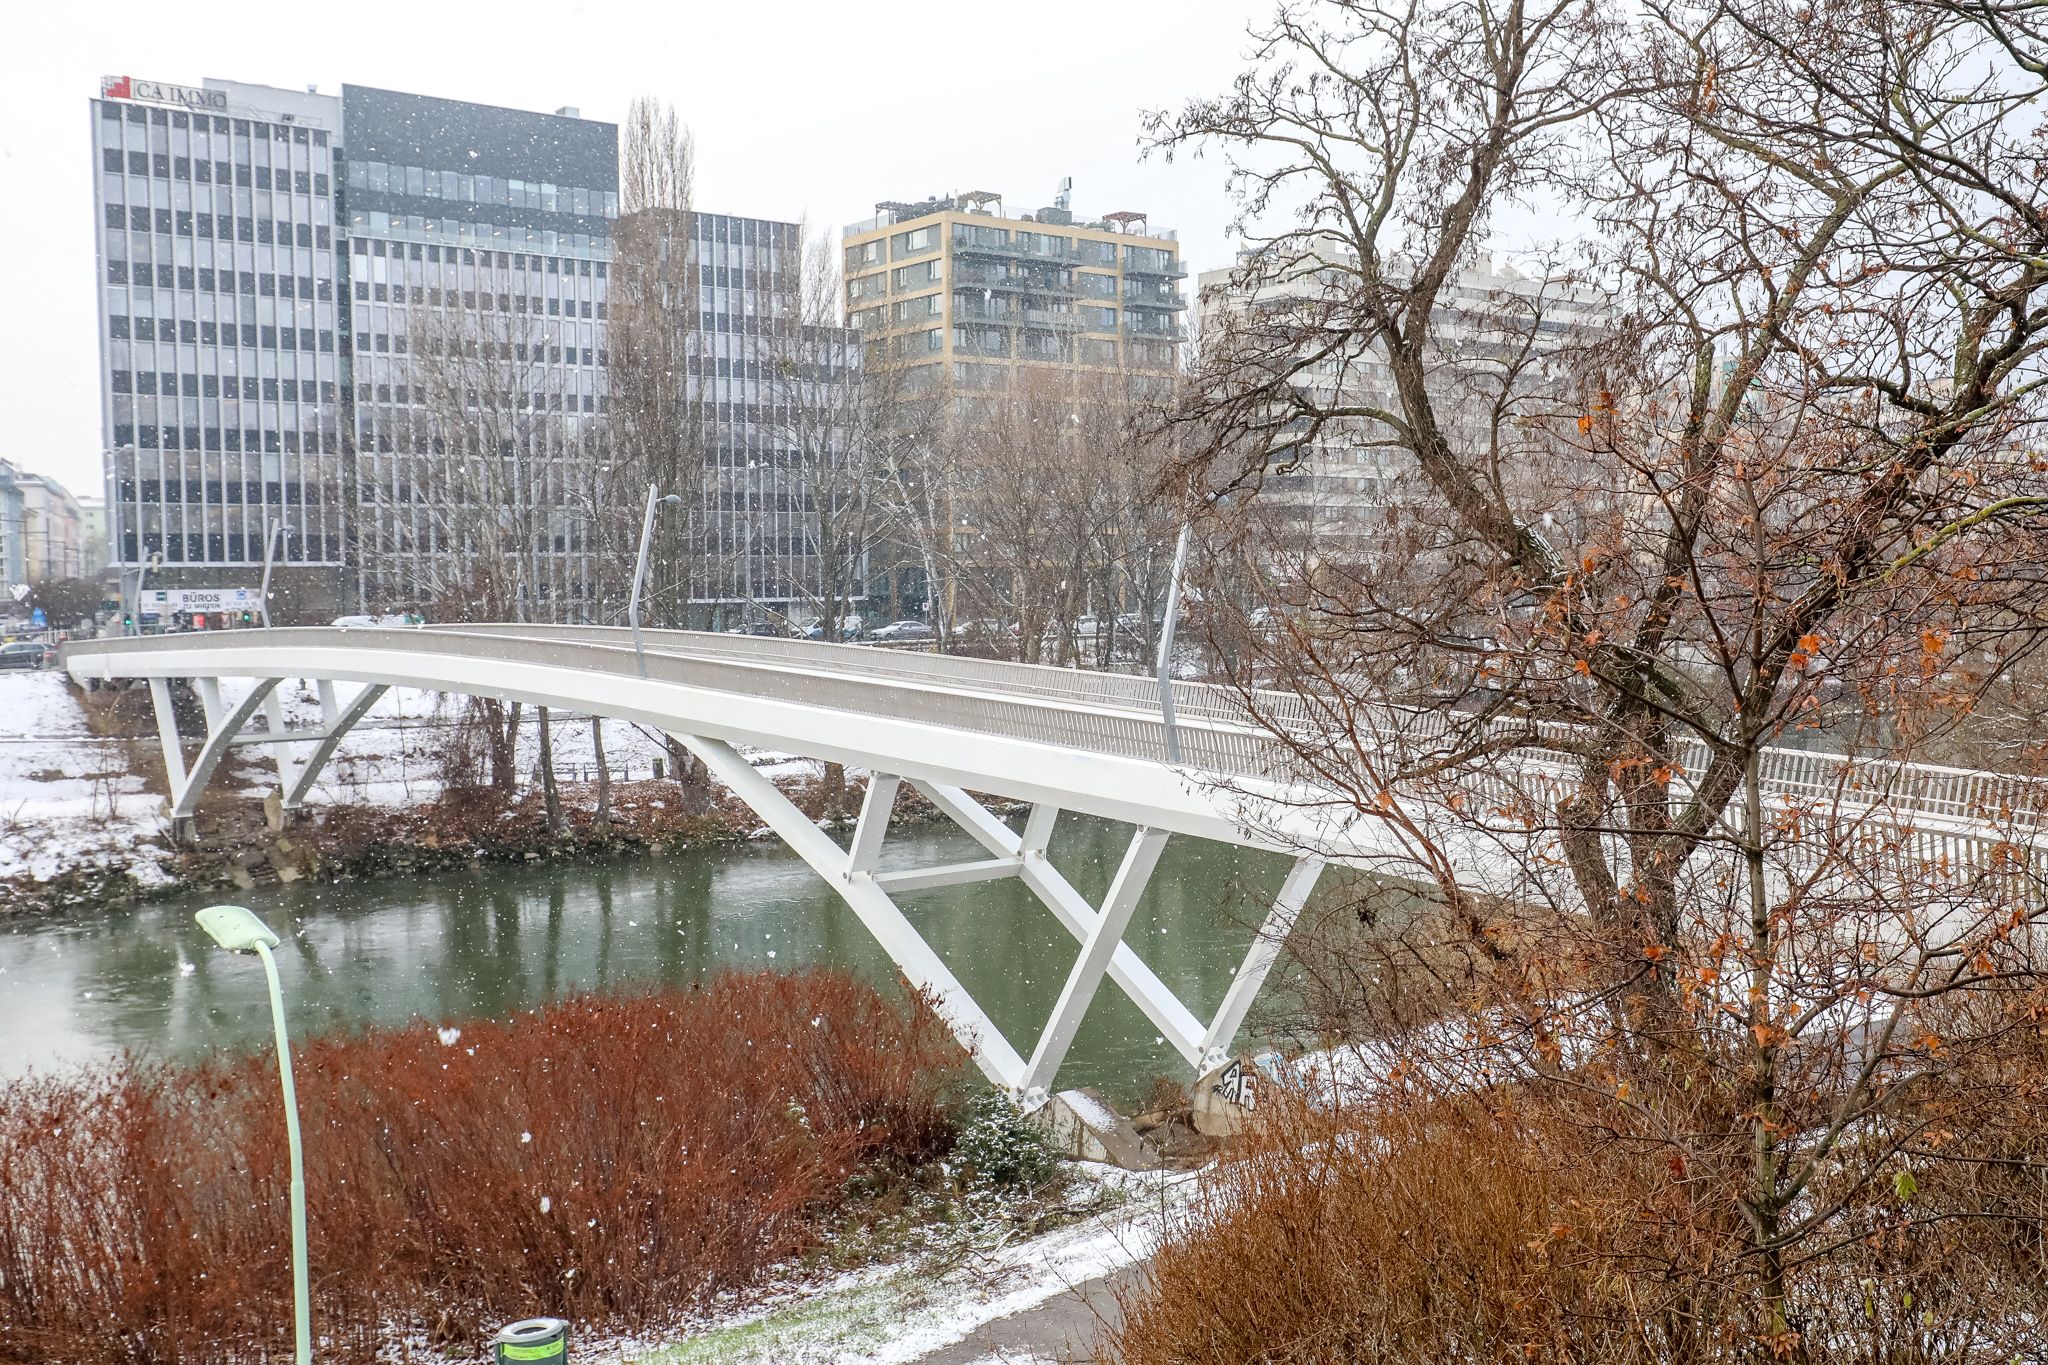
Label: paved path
xmin=910 ymin=1267 xmax=1145 ymax=1365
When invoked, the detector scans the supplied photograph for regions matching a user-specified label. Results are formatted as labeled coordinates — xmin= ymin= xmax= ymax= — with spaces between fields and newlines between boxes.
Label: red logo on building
xmin=101 ymin=76 xmax=133 ymax=100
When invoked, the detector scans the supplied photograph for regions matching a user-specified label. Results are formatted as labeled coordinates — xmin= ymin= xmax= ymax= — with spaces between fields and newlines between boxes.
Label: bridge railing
xmin=71 ymin=626 xmax=2048 ymax=837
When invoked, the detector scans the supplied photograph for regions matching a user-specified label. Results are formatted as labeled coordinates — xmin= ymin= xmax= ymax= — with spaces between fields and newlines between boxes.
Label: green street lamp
xmin=195 ymin=903 xmax=311 ymax=1365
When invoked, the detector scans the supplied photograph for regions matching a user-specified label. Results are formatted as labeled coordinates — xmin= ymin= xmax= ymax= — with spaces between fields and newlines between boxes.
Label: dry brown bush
xmin=1109 ymin=1005 xmax=2048 ymax=1365
xmin=0 ymin=970 xmax=965 ymax=1362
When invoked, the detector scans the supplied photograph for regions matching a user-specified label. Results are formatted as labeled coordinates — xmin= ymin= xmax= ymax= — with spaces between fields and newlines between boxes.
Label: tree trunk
xmin=822 ymin=761 xmax=847 ymax=824
xmin=484 ymin=698 xmax=523 ymax=793
xmin=538 ymin=705 xmax=566 ymax=837
xmin=591 ymin=715 xmax=611 ymax=831
xmin=665 ymin=733 xmax=713 ymax=816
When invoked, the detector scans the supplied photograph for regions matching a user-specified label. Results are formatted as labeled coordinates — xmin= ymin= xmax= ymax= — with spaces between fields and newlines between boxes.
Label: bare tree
xmin=1145 ymin=0 xmax=2048 ymax=1351
xmin=606 ymin=95 xmax=716 ymax=812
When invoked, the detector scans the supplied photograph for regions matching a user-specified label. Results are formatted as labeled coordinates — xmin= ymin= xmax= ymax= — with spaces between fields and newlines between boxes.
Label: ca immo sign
xmin=101 ymin=76 xmax=228 ymax=112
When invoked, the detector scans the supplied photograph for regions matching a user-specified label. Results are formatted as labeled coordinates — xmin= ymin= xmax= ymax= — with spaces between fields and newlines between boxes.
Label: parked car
xmin=0 ymin=642 xmax=47 ymax=671
xmin=805 ymin=616 xmax=865 ymax=641
xmin=869 ymin=619 xmax=935 ymax=642
xmin=724 ymin=621 xmax=794 ymax=638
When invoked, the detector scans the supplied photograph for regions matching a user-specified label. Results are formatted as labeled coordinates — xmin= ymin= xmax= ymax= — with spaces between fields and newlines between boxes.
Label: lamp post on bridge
xmin=259 ymin=519 xmax=291 ymax=628
xmin=1155 ymin=523 xmax=1193 ymax=765
xmin=629 ymin=484 xmax=683 ymax=679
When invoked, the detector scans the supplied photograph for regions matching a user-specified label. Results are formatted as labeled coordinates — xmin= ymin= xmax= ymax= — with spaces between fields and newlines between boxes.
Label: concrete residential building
xmin=1196 ymin=249 xmax=1609 ymax=559
xmin=842 ymin=188 xmax=1187 ymax=614
xmin=841 ymin=188 xmax=1186 ymax=398
xmin=75 ymin=496 xmax=110 ymax=577
xmin=16 ymin=471 xmax=86 ymax=582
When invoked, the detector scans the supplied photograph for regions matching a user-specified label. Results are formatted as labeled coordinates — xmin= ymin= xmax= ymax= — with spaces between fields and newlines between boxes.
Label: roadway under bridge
xmin=61 ymin=625 xmax=2048 ymax=1106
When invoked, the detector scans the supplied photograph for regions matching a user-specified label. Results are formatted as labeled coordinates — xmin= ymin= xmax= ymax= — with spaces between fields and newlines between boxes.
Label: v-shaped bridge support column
xmin=150 ymin=675 xmax=280 ymax=842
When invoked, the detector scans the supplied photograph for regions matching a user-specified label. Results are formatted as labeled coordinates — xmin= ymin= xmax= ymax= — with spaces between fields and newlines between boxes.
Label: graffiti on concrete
xmin=1212 ymin=1057 xmax=1256 ymax=1110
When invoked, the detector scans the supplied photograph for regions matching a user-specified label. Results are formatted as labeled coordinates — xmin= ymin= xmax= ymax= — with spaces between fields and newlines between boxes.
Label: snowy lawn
xmin=0 ymin=671 xmax=170 ymax=885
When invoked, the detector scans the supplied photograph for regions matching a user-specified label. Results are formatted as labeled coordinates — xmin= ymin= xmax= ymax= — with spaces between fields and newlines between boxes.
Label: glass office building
xmin=90 ymin=76 xmax=618 ymax=620
xmin=339 ymin=86 xmax=616 ymax=619
xmin=91 ymin=78 xmax=350 ymax=613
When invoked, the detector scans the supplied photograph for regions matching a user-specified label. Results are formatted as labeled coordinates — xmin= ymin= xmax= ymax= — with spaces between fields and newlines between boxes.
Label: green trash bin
xmin=492 ymin=1317 xmax=568 ymax=1363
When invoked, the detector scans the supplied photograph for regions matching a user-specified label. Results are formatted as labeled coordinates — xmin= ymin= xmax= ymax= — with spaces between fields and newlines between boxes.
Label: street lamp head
xmin=196 ymin=904 xmax=281 ymax=954
xmin=659 ymin=494 xmax=683 ymax=507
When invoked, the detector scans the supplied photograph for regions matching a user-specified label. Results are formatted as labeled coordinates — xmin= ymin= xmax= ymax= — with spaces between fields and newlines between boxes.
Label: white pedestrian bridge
xmin=61 ymin=626 xmax=2048 ymax=1103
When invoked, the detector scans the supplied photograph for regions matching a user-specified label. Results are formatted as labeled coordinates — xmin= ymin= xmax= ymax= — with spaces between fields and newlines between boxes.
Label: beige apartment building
xmin=841 ymin=189 xmax=1186 ymax=398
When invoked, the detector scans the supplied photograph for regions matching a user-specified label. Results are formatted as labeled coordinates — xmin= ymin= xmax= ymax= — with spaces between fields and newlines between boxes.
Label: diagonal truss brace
xmin=913 ymin=780 xmax=1325 ymax=1087
xmin=277 ymin=683 xmax=389 ymax=810
xmin=152 ymin=676 xmax=280 ymax=833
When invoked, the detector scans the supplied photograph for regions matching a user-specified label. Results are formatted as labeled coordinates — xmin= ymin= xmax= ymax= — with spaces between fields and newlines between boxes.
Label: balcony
xmin=1122 ymin=286 xmax=1187 ymax=311
xmin=1123 ymin=258 xmax=1189 ymax=281
xmin=953 ymin=263 xmax=1029 ymax=291
xmin=950 ymin=235 xmax=1020 ymax=260
xmin=1123 ymin=320 xmax=1186 ymax=343
xmin=1019 ymin=307 xmax=1083 ymax=330
xmin=952 ymin=297 xmax=1018 ymax=324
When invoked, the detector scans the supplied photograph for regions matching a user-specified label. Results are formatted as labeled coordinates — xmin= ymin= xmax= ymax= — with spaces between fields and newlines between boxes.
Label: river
xmin=0 ymin=816 xmax=1347 ymax=1104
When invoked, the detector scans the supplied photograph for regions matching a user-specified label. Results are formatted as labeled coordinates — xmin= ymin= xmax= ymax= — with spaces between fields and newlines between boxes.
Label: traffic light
xmin=241 ymin=611 xmax=255 ymax=625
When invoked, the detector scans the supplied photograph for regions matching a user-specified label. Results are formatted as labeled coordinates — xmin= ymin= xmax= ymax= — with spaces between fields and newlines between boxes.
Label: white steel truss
xmin=676 ymin=734 xmax=1326 ymax=1103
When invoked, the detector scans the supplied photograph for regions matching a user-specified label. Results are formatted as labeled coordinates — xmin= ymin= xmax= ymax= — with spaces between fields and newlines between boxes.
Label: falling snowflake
xmin=437 ymin=1026 xmax=462 ymax=1046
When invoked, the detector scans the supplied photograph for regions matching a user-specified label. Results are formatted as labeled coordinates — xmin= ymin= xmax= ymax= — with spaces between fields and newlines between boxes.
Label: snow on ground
xmin=596 ymin=1166 xmax=1192 ymax=1365
xmin=0 ymin=671 xmax=171 ymax=885
xmin=0 ymin=669 xmax=828 ymax=886
xmin=211 ymin=678 xmax=822 ymax=810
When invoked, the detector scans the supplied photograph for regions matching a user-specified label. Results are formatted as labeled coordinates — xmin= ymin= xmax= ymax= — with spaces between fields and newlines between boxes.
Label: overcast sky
xmin=1 ymin=0 xmax=1264 ymax=497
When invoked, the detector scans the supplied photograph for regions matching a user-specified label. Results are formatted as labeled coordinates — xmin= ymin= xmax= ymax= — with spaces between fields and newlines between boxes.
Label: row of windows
xmin=113 ymin=371 xmax=335 ymax=403
xmin=109 ymin=264 xmax=333 ymax=302
xmin=113 ymin=317 xmax=335 ymax=353
xmin=117 ymin=479 xmax=326 ymax=507
xmin=350 ymin=211 xmax=609 ymax=260
xmin=353 ymin=283 xmax=601 ymax=319
xmin=357 ymin=237 xmax=605 ymax=271
xmin=104 ymin=148 xmax=331 ymax=197
xmin=350 ymin=332 xmax=600 ymax=369
xmin=121 ymin=533 xmax=344 ymax=566
xmin=111 ymin=424 xmax=340 ymax=455
xmin=102 ymin=100 xmax=331 ymax=150
xmin=107 ymin=203 xmax=333 ymax=250
xmin=344 ymin=159 xmax=617 ymax=220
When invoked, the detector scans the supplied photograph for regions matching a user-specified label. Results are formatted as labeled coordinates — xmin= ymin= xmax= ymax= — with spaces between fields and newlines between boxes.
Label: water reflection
xmin=0 ymin=816 xmax=1346 ymax=1103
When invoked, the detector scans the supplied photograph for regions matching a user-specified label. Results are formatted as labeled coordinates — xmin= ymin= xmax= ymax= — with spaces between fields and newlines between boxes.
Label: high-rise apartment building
xmin=90 ymin=76 xmax=616 ymax=621
xmin=840 ymin=189 xmax=1186 ymax=398
xmin=840 ymin=189 xmax=1186 ymax=617
xmin=91 ymin=78 xmax=350 ymax=613
xmin=1196 ymin=249 xmax=1609 ymax=560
